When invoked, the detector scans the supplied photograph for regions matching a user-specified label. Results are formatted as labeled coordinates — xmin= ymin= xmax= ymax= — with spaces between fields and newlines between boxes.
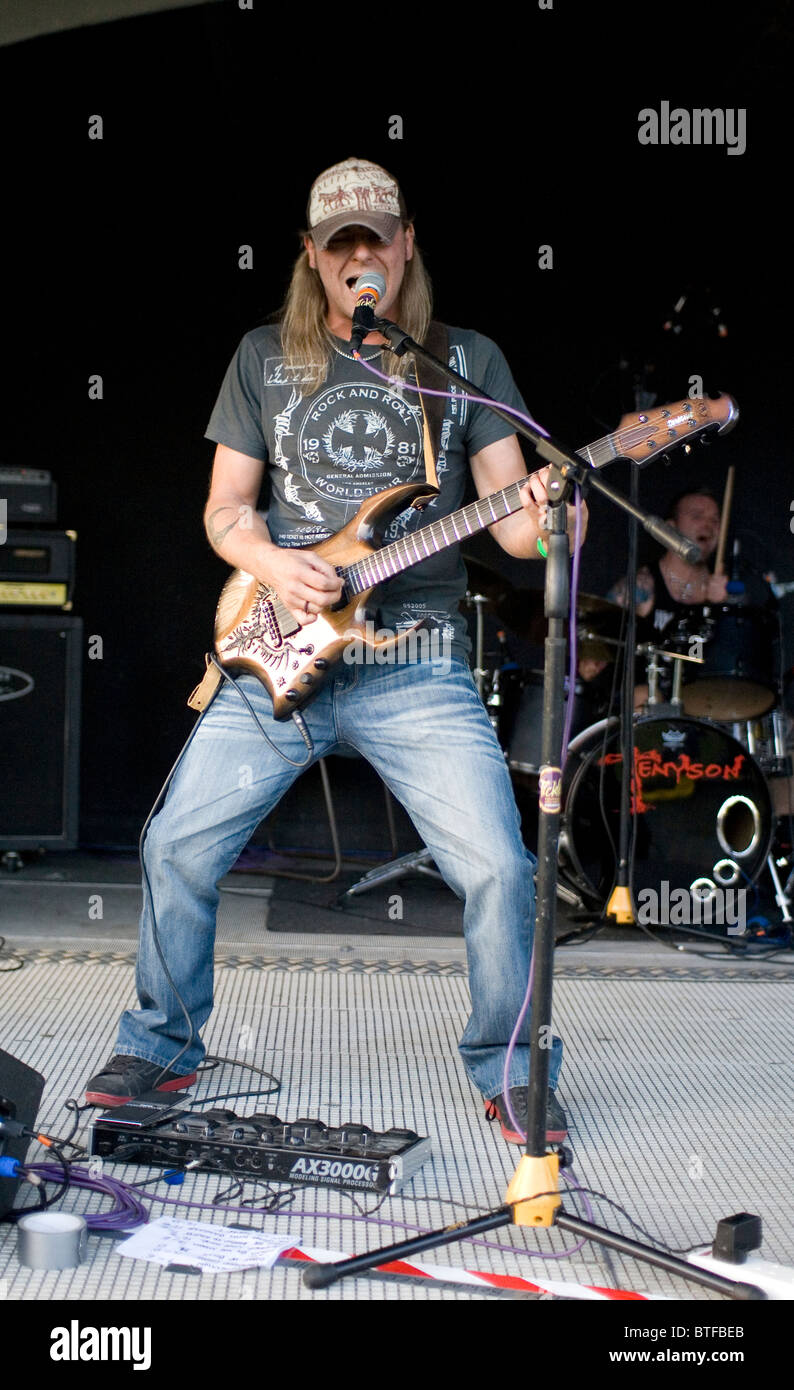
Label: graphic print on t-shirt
xmin=296 ymin=379 xmax=424 ymax=514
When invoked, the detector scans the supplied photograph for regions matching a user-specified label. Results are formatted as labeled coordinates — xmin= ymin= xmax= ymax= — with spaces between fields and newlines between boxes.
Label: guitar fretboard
xmin=341 ymin=434 xmax=621 ymax=596
xmin=342 ymin=482 xmax=520 ymax=594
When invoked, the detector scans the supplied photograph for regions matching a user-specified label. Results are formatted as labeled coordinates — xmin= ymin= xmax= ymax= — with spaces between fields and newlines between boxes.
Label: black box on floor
xmin=0 ymin=614 xmax=82 ymax=848
xmin=0 ymin=1050 xmax=46 ymax=1217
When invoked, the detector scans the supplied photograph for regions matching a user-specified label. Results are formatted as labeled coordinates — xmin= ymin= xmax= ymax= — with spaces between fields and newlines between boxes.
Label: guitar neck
xmin=343 ymin=433 xmax=618 ymax=596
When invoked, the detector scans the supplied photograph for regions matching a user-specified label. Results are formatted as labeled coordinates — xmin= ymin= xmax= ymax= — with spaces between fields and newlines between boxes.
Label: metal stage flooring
xmin=1 ymin=856 xmax=793 ymax=1302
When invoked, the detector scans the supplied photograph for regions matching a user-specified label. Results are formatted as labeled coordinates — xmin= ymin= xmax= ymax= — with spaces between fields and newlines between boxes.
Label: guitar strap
xmin=413 ymin=319 xmax=449 ymax=498
xmin=188 ymin=321 xmax=451 ymax=713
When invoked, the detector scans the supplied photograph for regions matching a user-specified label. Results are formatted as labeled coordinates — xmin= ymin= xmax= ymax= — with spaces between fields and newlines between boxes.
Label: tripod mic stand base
xmin=505 ymin=1151 xmax=561 ymax=1227
xmin=606 ymin=884 xmax=635 ymax=924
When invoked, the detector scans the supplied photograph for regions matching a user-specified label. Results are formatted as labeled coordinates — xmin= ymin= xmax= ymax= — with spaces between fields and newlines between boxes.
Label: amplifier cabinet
xmin=0 ymin=529 xmax=76 ymax=609
xmin=0 ymin=615 xmax=82 ymax=848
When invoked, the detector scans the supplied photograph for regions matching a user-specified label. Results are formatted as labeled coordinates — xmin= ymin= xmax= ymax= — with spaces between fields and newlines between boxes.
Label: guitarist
xmin=84 ymin=157 xmax=586 ymax=1147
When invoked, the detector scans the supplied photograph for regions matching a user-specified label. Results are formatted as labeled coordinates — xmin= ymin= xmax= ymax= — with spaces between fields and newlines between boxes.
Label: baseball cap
xmin=307 ymin=157 xmax=408 ymax=249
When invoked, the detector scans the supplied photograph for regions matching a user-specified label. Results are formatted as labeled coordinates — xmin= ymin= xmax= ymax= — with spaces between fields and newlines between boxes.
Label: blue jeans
xmin=116 ymin=656 xmax=563 ymax=1100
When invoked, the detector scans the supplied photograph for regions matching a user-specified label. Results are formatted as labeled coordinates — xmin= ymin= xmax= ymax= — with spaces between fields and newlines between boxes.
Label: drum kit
xmin=464 ymin=557 xmax=794 ymax=926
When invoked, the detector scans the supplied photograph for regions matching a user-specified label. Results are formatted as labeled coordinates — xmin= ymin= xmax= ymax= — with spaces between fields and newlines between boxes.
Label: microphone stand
xmin=303 ymin=320 xmax=763 ymax=1300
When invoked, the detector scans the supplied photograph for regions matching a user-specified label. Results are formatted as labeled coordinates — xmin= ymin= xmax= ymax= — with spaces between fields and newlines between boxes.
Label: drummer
xmin=607 ymin=487 xmax=729 ymax=709
xmin=608 ymin=487 xmax=729 ymax=631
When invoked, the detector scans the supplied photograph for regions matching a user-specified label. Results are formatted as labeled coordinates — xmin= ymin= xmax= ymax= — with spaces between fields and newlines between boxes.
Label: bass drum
xmin=560 ymin=716 xmax=773 ymax=909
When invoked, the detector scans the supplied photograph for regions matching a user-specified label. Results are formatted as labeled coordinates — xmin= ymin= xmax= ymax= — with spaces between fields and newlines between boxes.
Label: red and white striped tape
xmin=280 ymin=1246 xmax=654 ymax=1300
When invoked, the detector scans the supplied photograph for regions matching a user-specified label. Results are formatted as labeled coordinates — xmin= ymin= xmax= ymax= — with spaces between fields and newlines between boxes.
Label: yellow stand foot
xmin=606 ymin=884 xmax=635 ymax=924
xmin=505 ymin=1152 xmax=561 ymax=1228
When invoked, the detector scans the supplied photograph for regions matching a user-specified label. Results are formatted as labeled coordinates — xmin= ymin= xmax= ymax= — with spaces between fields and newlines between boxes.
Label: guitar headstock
xmin=615 ymin=393 xmax=739 ymax=466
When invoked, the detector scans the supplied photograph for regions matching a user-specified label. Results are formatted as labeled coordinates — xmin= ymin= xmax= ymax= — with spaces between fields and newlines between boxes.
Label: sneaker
xmin=84 ymin=1054 xmax=197 ymax=1107
xmin=484 ymin=1087 xmax=568 ymax=1145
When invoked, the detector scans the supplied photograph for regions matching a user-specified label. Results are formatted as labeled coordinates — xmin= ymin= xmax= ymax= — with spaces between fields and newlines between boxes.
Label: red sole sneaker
xmin=484 ymin=1098 xmax=567 ymax=1146
xmin=85 ymin=1071 xmax=197 ymax=1108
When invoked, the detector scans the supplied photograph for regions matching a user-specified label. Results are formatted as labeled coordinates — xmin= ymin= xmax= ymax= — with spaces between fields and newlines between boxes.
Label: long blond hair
xmin=279 ymin=230 xmax=433 ymax=394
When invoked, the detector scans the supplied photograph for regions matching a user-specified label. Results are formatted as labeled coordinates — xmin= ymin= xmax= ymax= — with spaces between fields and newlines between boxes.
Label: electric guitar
xmin=209 ymin=394 xmax=738 ymax=719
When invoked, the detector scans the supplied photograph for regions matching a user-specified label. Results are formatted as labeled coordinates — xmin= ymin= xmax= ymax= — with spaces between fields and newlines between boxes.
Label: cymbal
xmin=461 ymin=556 xmax=651 ymax=647
xmin=576 ymin=592 xmax=622 ymax=617
xmin=461 ymin=556 xmax=513 ymax=603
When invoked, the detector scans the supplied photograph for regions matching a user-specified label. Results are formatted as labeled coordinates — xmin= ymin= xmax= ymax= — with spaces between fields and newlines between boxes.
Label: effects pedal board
xmin=89 ymin=1103 xmax=432 ymax=1194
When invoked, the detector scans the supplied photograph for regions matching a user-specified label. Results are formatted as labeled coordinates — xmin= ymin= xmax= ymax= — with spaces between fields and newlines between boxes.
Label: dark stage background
xmin=2 ymin=1 xmax=792 ymax=847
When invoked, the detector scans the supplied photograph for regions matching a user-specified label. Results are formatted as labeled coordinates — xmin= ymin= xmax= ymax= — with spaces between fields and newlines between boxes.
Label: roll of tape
xmin=17 ymin=1212 xmax=88 ymax=1270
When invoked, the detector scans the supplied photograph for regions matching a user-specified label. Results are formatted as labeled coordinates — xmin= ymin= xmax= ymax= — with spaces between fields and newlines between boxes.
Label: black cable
xmin=186 ymin=1089 xmax=281 ymax=1107
xmin=199 ymin=1054 xmax=281 ymax=1082
xmin=2 ymin=1144 xmax=71 ymax=1225
xmin=189 ymin=1054 xmax=282 ymax=1106
xmin=630 ymin=913 xmax=794 ymax=962
xmin=0 ymin=936 xmax=24 ymax=973
xmin=207 ymin=653 xmax=315 ymax=769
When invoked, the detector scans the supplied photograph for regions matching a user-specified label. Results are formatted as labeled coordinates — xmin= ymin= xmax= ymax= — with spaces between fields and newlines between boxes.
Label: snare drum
xmin=665 ymin=604 xmax=779 ymax=720
xmin=560 ymin=716 xmax=772 ymax=907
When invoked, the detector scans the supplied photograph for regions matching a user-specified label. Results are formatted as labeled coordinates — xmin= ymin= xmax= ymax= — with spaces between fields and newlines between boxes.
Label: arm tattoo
xmin=207 ymin=506 xmax=240 ymax=548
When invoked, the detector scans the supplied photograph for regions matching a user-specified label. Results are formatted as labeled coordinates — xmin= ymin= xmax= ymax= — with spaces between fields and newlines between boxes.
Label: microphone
xmin=349 ymin=272 xmax=386 ymax=353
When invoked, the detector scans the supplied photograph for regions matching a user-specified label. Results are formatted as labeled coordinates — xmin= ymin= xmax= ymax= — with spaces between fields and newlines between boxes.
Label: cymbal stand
xmin=469 ymin=591 xmax=489 ymax=701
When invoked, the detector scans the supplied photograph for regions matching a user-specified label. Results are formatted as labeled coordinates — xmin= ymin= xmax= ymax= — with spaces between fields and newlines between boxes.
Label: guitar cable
xmin=207 ymin=651 xmax=315 ymax=769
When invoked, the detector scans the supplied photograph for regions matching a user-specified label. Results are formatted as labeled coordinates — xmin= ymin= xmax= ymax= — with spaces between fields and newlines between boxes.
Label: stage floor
xmin=1 ymin=852 xmax=793 ymax=1302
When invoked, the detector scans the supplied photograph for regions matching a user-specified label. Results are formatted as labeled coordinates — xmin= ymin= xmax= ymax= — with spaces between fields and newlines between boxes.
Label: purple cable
xmin=119 ymin=1185 xmax=591 ymax=1261
xmin=352 ymin=350 xmax=551 ymax=439
xmin=26 ymin=1163 xmax=149 ymax=1230
xmin=561 ymin=490 xmax=584 ymax=768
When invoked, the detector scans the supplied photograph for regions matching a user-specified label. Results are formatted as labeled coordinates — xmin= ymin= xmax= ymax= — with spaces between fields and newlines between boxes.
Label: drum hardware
xmin=728 ymin=710 xmax=792 ymax=778
xmin=638 ymin=642 xmax=704 ymax=710
xmin=765 ymin=856 xmax=793 ymax=924
xmin=465 ymin=590 xmax=492 ymax=702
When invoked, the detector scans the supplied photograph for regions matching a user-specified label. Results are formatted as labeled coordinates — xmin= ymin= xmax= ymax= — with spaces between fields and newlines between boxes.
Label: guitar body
xmin=214 ymin=482 xmax=437 ymax=719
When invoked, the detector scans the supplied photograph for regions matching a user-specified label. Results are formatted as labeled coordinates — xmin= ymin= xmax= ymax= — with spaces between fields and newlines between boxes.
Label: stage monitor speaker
xmin=0 ymin=614 xmax=82 ymax=848
xmin=0 ymin=1049 xmax=46 ymax=1217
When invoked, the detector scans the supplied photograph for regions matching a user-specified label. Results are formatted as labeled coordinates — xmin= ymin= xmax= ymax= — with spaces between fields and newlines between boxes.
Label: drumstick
xmin=714 ymin=465 xmax=735 ymax=575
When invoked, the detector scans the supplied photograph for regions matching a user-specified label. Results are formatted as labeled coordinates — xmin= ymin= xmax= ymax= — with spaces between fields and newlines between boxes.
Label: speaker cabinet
xmin=0 ymin=614 xmax=82 ymax=848
xmin=0 ymin=1049 xmax=46 ymax=1217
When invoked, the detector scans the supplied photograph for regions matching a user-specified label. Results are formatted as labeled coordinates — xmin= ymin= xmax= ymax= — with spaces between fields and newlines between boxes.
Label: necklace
xmin=330 ymin=339 xmax=383 ymax=363
xmin=661 ymin=556 xmax=705 ymax=601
